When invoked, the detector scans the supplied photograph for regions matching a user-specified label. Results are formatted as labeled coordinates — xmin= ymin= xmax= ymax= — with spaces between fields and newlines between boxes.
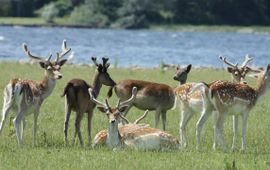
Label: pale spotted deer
xmin=192 ymin=65 xmax=270 ymax=152
xmin=0 ymin=40 xmax=70 ymax=145
xmin=106 ymin=64 xmax=192 ymax=131
xmin=174 ymin=55 xmax=252 ymax=148
xmin=89 ymin=87 xmax=179 ymax=150
xmin=62 ymin=57 xmax=116 ymax=146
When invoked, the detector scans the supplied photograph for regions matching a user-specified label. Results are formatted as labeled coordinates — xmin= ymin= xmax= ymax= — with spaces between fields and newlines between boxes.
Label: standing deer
xmin=174 ymin=55 xmax=252 ymax=148
xmin=89 ymin=87 xmax=179 ymax=150
xmin=0 ymin=40 xmax=70 ymax=145
xmin=106 ymin=64 xmax=192 ymax=131
xmin=192 ymin=64 xmax=270 ymax=152
xmin=62 ymin=57 xmax=116 ymax=146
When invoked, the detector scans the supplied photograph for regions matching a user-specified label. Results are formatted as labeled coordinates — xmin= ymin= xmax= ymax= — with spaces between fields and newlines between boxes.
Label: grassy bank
xmin=0 ymin=62 xmax=269 ymax=169
xmin=1 ymin=17 xmax=270 ymax=32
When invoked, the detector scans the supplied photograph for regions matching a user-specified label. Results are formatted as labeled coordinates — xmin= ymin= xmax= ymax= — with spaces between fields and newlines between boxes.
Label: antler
xmin=118 ymin=114 xmax=130 ymax=124
xmin=91 ymin=57 xmax=99 ymax=66
xmin=219 ymin=55 xmax=238 ymax=68
xmin=134 ymin=110 xmax=149 ymax=124
xmin=241 ymin=54 xmax=253 ymax=67
xmin=119 ymin=87 xmax=137 ymax=107
xmin=22 ymin=43 xmax=48 ymax=62
xmin=56 ymin=39 xmax=71 ymax=62
xmin=88 ymin=88 xmax=108 ymax=108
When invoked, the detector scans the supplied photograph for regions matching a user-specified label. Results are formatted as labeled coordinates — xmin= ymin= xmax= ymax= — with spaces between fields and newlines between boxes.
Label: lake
xmin=0 ymin=26 xmax=269 ymax=68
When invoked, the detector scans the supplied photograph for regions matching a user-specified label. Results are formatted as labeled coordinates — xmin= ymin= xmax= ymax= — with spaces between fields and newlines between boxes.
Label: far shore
xmin=1 ymin=17 xmax=270 ymax=33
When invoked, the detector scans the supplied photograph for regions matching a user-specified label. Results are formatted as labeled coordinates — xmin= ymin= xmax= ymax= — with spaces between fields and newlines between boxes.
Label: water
xmin=0 ymin=26 xmax=269 ymax=68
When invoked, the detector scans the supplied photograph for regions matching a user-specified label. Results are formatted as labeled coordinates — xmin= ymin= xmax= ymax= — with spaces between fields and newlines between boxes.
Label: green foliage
xmin=41 ymin=3 xmax=59 ymax=23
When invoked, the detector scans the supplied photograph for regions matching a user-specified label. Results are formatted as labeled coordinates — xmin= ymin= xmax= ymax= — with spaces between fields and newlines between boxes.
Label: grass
xmin=0 ymin=62 xmax=269 ymax=169
xmin=0 ymin=17 xmax=68 ymax=26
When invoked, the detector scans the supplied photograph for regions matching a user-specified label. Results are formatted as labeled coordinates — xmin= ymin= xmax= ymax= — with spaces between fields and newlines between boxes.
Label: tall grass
xmin=0 ymin=62 xmax=269 ymax=170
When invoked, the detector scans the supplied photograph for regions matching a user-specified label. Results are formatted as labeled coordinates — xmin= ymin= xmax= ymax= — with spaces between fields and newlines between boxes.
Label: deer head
xmin=22 ymin=40 xmax=70 ymax=80
xmin=220 ymin=55 xmax=253 ymax=84
xmin=173 ymin=64 xmax=192 ymax=85
xmin=91 ymin=57 xmax=116 ymax=86
xmin=89 ymin=87 xmax=137 ymax=125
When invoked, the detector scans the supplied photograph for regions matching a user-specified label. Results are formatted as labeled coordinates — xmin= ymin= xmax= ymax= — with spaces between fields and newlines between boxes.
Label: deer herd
xmin=0 ymin=40 xmax=269 ymax=153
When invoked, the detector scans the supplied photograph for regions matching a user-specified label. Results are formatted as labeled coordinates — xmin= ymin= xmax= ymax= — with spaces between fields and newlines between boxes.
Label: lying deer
xmin=0 ymin=40 xmax=70 ymax=145
xmin=192 ymin=64 xmax=270 ymax=152
xmin=174 ymin=55 xmax=252 ymax=148
xmin=62 ymin=57 xmax=116 ymax=146
xmin=107 ymin=64 xmax=192 ymax=130
xmin=89 ymin=87 xmax=179 ymax=150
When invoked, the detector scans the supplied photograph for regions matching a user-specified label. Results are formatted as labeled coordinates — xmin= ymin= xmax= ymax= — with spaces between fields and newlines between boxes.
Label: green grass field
xmin=0 ymin=62 xmax=269 ymax=170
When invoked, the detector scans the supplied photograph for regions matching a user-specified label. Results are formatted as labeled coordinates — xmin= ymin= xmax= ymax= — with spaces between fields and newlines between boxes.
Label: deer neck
xmin=91 ymin=72 xmax=102 ymax=97
xmin=106 ymin=122 xmax=122 ymax=148
xmin=39 ymin=72 xmax=56 ymax=100
xmin=254 ymin=74 xmax=270 ymax=100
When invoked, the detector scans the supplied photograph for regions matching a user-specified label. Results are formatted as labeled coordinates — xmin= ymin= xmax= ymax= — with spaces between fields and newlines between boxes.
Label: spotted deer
xmin=174 ymin=55 xmax=252 ymax=148
xmin=192 ymin=64 xmax=270 ymax=152
xmin=62 ymin=57 xmax=116 ymax=146
xmin=106 ymin=64 xmax=192 ymax=131
xmin=0 ymin=40 xmax=70 ymax=145
xmin=89 ymin=87 xmax=179 ymax=150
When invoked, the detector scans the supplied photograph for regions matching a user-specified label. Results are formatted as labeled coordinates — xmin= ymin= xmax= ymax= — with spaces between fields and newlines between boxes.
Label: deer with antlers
xmin=106 ymin=64 xmax=192 ymax=131
xmin=89 ymin=87 xmax=179 ymax=150
xmin=174 ymin=55 xmax=253 ymax=148
xmin=192 ymin=64 xmax=270 ymax=152
xmin=62 ymin=57 xmax=116 ymax=146
xmin=0 ymin=40 xmax=70 ymax=145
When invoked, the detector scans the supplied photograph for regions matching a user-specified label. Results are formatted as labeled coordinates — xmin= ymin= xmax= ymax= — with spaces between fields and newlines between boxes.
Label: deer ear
xmin=58 ymin=59 xmax=67 ymax=66
xmin=227 ymin=67 xmax=233 ymax=73
xmin=39 ymin=62 xmax=47 ymax=69
xmin=186 ymin=64 xmax=192 ymax=73
xmin=97 ymin=107 xmax=107 ymax=113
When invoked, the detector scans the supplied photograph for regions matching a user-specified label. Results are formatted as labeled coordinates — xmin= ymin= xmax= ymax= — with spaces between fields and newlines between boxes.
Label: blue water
xmin=0 ymin=26 xmax=269 ymax=68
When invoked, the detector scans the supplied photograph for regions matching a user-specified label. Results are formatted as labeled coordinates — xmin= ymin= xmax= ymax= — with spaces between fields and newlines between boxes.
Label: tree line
xmin=1 ymin=0 xmax=270 ymax=28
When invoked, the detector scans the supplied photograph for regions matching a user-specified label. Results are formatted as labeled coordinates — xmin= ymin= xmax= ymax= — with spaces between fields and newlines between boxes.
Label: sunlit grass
xmin=0 ymin=62 xmax=269 ymax=169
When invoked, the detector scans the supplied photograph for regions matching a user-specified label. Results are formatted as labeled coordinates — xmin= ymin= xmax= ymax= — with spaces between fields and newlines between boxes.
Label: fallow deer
xmin=62 ymin=57 xmax=116 ymax=146
xmin=0 ymin=40 xmax=70 ymax=145
xmin=106 ymin=64 xmax=192 ymax=131
xmin=174 ymin=55 xmax=252 ymax=148
xmin=89 ymin=87 xmax=179 ymax=150
xmin=192 ymin=64 xmax=270 ymax=152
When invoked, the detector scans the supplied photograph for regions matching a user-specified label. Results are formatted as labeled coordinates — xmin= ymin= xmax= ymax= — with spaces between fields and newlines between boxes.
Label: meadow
xmin=0 ymin=62 xmax=269 ymax=170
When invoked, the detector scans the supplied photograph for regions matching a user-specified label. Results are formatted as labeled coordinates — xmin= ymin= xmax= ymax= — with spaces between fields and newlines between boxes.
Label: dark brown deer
xmin=107 ymin=64 xmax=193 ymax=131
xmin=62 ymin=57 xmax=116 ymax=146
xmin=0 ymin=40 xmax=70 ymax=145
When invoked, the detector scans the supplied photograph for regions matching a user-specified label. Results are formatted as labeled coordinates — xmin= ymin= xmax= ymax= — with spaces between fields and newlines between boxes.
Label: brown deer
xmin=174 ymin=55 xmax=252 ymax=148
xmin=192 ymin=64 xmax=270 ymax=152
xmin=62 ymin=57 xmax=116 ymax=146
xmin=89 ymin=87 xmax=179 ymax=150
xmin=106 ymin=64 xmax=193 ymax=131
xmin=0 ymin=40 xmax=70 ymax=145
xmin=173 ymin=64 xmax=192 ymax=85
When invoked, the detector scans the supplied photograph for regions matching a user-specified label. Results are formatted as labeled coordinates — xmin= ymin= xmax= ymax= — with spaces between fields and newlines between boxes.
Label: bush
xmin=69 ymin=5 xmax=109 ymax=27
xmin=41 ymin=3 xmax=59 ymax=23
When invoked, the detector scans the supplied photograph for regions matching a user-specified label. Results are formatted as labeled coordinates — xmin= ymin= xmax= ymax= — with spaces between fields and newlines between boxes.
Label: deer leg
xmin=33 ymin=111 xmax=39 ymax=146
xmin=13 ymin=110 xmax=25 ymax=145
xmin=21 ymin=118 xmax=26 ymax=140
xmin=231 ymin=115 xmax=238 ymax=151
xmin=73 ymin=111 xmax=83 ymax=146
xmin=215 ymin=113 xmax=227 ymax=152
xmin=179 ymin=108 xmax=193 ymax=148
xmin=161 ymin=110 xmax=167 ymax=131
xmin=155 ymin=110 xmax=161 ymax=128
xmin=0 ymin=91 xmax=13 ymax=135
xmin=241 ymin=112 xmax=248 ymax=151
xmin=212 ymin=111 xmax=218 ymax=150
xmin=196 ymin=107 xmax=212 ymax=151
xmin=64 ymin=104 xmax=72 ymax=145
xmin=87 ymin=110 xmax=93 ymax=146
